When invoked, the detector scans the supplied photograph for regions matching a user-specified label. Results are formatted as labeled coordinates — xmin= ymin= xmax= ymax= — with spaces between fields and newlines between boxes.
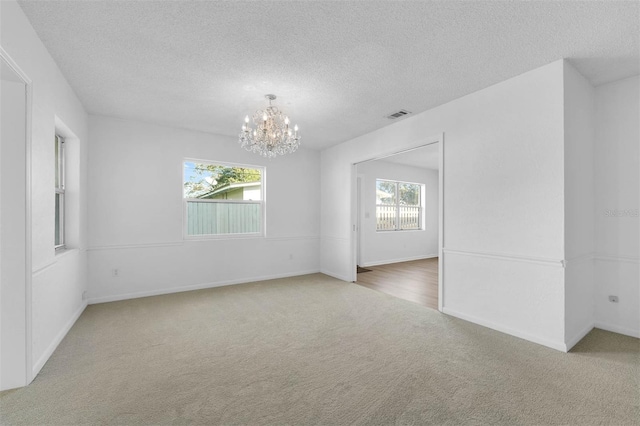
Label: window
xmin=183 ymin=160 xmax=264 ymax=237
xmin=376 ymin=179 xmax=423 ymax=231
xmin=55 ymin=134 xmax=65 ymax=248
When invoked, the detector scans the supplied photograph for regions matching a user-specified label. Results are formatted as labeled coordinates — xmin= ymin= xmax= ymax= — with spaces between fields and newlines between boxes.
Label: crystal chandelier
xmin=239 ymin=94 xmax=301 ymax=158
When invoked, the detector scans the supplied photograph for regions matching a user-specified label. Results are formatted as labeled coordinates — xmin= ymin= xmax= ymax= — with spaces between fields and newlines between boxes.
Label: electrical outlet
xmin=112 ymin=268 xmax=119 ymax=277
xmin=608 ymin=295 xmax=618 ymax=303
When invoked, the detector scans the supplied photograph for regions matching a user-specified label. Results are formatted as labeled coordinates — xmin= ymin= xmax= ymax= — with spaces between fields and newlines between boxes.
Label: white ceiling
xmin=18 ymin=1 xmax=640 ymax=151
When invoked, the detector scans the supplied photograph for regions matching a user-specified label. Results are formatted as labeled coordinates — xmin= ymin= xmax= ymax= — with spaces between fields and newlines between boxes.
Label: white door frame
xmin=0 ymin=46 xmax=33 ymax=388
xmin=356 ymin=174 xmax=364 ymax=267
xmin=351 ymin=133 xmax=444 ymax=311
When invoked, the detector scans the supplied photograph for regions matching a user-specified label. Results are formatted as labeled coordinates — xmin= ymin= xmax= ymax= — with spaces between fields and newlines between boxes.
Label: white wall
xmin=87 ymin=116 xmax=320 ymax=302
xmin=594 ymin=75 xmax=640 ymax=338
xmin=321 ymin=60 xmax=568 ymax=350
xmin=0 ymin=78 xmax=27 ymax=390
xmin=563 ymin=62 xmax=596 ymax=349
xmin=1 ymin=0 xmax=89 ymax=384
xmin=357 ymin=159 xmax=438 ymax=266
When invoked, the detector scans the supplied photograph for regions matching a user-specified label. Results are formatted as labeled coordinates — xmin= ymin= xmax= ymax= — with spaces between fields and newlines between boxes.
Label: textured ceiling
xmin=18 ymin=1 xmax=640 ymax=150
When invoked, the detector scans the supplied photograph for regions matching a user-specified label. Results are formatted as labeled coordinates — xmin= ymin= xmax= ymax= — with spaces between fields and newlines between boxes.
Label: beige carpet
xmin=1 ymin=273 xmax=638 ymax=425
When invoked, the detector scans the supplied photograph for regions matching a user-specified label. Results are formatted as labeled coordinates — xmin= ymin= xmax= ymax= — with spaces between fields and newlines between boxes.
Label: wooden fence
xmin=376 ymin=205 xmax=421 ymax=231
xmin=186 ymin=200 xmax=261 ymax=235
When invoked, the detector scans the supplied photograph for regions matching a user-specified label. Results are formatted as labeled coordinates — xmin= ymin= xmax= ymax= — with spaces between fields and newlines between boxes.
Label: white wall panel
xmin=31 ymin=250 xmax=86 ymax=373
xmin=563 ymin=61 xmax=596 ymax=348
xmin=443 ymin=253 xmax=565 ymax=350
xmin=594 ymin=76 xmax=640 ymax=337
xmin=321 ymin=60 xmax=566 ymax=349
xmin=0 ymin=79 xmax=28 ymax=389
xmin=88 ymin=116 xmax=321 ymax=301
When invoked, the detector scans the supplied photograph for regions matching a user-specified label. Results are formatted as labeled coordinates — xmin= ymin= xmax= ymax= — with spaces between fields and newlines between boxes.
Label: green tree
xmin=398 ymin=183 xmax=419 ymax=205
xmin=376 ymin=180 xmax=420 ymax=205
xmin=376 ymin=180 xmax=397 ymax=204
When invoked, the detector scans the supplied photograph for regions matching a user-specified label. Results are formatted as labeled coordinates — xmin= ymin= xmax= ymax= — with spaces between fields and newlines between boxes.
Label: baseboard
xmin=88 ymin=269 xmax=321 ymax=304
xmin=565 ymin=323 xmax=595 ymax=351
xmin=442 ymin=307 xmax=568 ymax=352
xmin=32 ymin=300 xmax=87 ymax=378
xmin=360 ymin=254 xmax=438 ymax=268
xmin=595 ymin=321 xmax=640 ymax=339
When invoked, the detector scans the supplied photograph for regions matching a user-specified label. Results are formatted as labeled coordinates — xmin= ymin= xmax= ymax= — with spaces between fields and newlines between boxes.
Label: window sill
xmin=184 ymin=233 xmax=265 ymax=241
xmin=376 ymin=229 xmax=425 ymax=233
xmin=55 ymin=247 xmax=79 ymax=258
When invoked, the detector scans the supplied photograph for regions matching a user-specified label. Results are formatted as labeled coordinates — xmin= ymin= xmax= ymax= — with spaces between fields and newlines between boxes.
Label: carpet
xmin=1 ymin=273 xmax=638 ymax=425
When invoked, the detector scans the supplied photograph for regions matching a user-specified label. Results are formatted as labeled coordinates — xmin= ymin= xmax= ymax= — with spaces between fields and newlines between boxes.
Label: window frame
xmin=55 ymin=134 xmax=65 ymax=249
xmin=375 ymin=178 xmax=425 ymax=232
xmin=182 ymin=158 xmax=266 ymax=240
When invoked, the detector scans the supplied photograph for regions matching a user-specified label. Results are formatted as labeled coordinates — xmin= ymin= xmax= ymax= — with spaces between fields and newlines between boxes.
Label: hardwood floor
xmin=355 ymin=258 xmax=438 ymax=309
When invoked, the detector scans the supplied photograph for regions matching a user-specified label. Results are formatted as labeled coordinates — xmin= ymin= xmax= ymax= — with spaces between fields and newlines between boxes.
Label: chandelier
xmin=239 ymin=94 xmax=301 ymax=158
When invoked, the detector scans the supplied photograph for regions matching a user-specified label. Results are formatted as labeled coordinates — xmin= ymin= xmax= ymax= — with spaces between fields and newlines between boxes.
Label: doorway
xmin=352 ymin=139 xmax=443 ymax=310
xmin=1 ymin=49 xmax=33 ymax=390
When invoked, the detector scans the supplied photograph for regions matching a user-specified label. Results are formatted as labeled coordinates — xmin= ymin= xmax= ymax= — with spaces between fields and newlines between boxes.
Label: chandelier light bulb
xmin=245 ymin=115 xmax=250 ymax=123
xmin=285 ymin=116 xmax=290 ymax=125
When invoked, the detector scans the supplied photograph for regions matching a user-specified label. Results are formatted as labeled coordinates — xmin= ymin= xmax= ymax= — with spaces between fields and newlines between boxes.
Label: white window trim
xmin=182 ymin=158 xmax=266 ymax=240
xmin=55 ymin=134 xmax=65 ymax=250
xmin=375 ymin=178 xmax=425 ymax=232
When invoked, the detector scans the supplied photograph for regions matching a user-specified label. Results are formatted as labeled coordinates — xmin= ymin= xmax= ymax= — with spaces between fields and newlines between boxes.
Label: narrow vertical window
xmin=55 ymin=135 xmax=65 ymax=249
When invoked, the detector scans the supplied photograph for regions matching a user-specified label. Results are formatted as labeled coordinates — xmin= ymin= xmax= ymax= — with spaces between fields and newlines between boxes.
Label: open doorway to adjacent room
xmin=353 ymin=142 xmax=441 ymax=310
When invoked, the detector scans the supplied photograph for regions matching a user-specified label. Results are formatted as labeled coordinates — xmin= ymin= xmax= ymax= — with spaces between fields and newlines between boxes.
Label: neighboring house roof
xmin=198 ymin=181 xmax=261 ymax=199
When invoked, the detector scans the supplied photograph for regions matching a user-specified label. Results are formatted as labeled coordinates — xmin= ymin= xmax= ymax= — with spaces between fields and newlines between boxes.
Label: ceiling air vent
xmin=386 ymin=109 xmax=412 ymax=119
